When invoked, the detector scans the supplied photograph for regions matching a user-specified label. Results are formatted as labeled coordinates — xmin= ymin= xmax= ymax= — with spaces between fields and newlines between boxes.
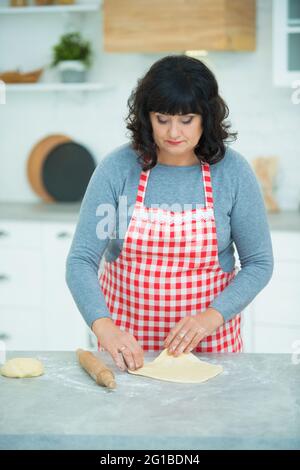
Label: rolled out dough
xmin=0 ymin=358 xmax=44 ymax=378
xmin=128 ymin=349 xmax=223 ymax=383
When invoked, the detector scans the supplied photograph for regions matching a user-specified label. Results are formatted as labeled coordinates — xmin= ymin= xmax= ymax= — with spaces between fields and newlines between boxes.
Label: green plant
xmin=51 ymin=32 xmax=92 ymax=68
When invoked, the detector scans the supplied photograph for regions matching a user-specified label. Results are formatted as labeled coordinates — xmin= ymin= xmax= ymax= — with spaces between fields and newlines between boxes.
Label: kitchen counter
xmin=0 ymin=202 xmax=81 ymax=223
xmin=0 ymin=351 xmax=299 ymax=450
xmin=267 ymin=210 xmax=300 ymax=232
xmin=0 ymin=202 xmax=300 ymax=231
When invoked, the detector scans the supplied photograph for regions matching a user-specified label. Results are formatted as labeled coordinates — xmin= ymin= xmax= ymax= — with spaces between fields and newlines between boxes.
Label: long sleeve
xmin=66 ymin=141 xmax=275 ymax=331
xmin=65 ymin=158 xmax=118 ymax=330
xmin=209 ymin=156 xmax=274 ymax=321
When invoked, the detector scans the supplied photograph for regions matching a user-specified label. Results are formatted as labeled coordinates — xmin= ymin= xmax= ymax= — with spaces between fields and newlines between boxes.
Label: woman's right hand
xmin=92 ymin=317 xmax=144 ymax=372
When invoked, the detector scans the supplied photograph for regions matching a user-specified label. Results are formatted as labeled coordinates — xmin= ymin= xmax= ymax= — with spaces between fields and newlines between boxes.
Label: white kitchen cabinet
xmin=0 ymin=220 xmax=41 ymax=249
xmin=253 ymin=324 xmax=300 ymax=353
xmin=233 ymin=244 xmax=255 ymax=353
xmin=254 ymin=260 xmax=300 ymax=326
xmin=0 ymin=306 xmax=44 ymax=351
xmin=240 ymin=304 xmax=254 ymax=353
xmin=0 ymin=248 xmax=42 ymax=308
xmin=0 ymin=219 xmax=91 ymax=351
xmin=0 ymin=221 xmax=42 ymax=308
xmin=41 ymin=222 xmax=91 ymax=351
xmin=0 ymin=220 xmax=44 ymax=350
xmin=273 ymin=0 xmax=300 ymax=87
xmin=234 ymin=231 xmax=300 ymax=353
xmin=250 ymin=230 xmax=300 ymax=353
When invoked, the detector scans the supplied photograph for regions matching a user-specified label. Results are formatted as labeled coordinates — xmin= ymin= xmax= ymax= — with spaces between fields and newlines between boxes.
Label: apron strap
xmin=136 ymin=164 xmax=214 ymax=210
xmin=202 ymin=163 xmax=214 ymax=210
xmin=136 ymin=170 xmax=149 ymax=205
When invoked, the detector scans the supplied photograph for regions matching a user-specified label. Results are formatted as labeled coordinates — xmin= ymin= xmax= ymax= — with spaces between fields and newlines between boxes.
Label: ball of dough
xmin=0 ymin=357 xmax=44 ymax=378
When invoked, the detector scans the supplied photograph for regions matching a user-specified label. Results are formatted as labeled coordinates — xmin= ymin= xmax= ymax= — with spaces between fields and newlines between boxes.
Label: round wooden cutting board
xmin=27 ymin=134 xmax=72 ymax=202
xmin=41 ymin=141 xmax=96 ymax=202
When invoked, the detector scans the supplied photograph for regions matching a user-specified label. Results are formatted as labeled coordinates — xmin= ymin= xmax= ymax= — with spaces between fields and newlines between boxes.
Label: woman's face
xmin=149 ymin=112 xmax=203 ymax=155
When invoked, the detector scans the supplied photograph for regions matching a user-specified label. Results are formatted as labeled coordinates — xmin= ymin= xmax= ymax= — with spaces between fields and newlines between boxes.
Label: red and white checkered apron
xmin=98 ymin=163 xmax=243 ymax=352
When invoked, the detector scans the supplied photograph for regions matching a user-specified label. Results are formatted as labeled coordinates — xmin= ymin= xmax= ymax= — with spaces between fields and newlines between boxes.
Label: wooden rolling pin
xmin=76 ymin=349 xmax=116 ymax=389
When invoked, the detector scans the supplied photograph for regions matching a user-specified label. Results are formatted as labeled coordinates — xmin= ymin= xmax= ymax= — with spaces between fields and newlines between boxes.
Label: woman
xmin=66 ymin=55 xmax=273 ymax=373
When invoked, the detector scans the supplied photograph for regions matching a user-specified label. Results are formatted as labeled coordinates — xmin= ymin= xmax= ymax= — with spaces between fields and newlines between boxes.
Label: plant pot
xmin=57 ymin=61 xmax=87 ymax=83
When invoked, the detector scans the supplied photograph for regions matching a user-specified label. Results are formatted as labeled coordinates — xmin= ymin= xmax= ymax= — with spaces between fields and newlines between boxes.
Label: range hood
xmin=103 ymin=0 xmax=256 ymax=52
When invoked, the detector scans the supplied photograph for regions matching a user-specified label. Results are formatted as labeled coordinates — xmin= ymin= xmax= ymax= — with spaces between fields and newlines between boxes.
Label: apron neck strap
xmin=136 ymin=163 xmax=214 ymax=210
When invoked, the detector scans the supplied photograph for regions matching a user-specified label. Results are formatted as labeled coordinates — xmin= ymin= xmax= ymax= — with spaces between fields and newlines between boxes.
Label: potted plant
xmin=51 ymin=32 xmax=92 ymax=83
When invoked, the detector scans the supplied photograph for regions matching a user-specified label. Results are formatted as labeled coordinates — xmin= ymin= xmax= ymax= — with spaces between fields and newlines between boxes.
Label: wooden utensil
xmin=252 ymin=156 xmax=280 ymax=213
xmin=41 ymin=141 xmax=96 ymax=202
xmin=76 ymin=349 xmax=116 ymax=389
xmin=27 ymin=134 xmax=71 ymax=202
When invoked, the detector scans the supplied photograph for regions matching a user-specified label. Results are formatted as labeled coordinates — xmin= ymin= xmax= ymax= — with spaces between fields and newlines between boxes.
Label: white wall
xmin=0 ymin=0 xmax=299 ymax=209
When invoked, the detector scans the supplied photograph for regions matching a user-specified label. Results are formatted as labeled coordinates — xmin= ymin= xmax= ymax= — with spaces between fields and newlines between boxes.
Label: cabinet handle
xmin=0 ymin=274 xmax=10 ymax=282
xmin=57 ymin=232 xmax=72 ymax=239
xmin=0 ymin=333 xmax=10 ymax=341
xmin=0 ymin=230 xmax=9 ymax=238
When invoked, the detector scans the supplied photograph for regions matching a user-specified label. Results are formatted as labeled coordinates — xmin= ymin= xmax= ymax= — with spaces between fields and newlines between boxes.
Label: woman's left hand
xmin=163 ymin=308 xmax=225 ymax=356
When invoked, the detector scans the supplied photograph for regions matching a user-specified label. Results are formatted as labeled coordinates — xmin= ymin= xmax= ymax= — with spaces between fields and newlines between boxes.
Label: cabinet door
xmin=288 ymin=0 xmax=300 ymax=70
xmin=0 ymin=307 xmax=44 ymax=351
xmin=253 ymin=231 xmax=300 ymax=327
xmin=0 ymin=220 xmax=42 ymax=306
xmin=253 ymin=324 xmax=300 ymax=353
xmin=103 ymin=0 xmax=256 ymax=52
xmin=0 ymin=248 xmax=42 ymax=308
xmin=240 ymin=304 xmax=254 ymax=353
xmin=273 ymin=0 xmax=300 ymax=86
xmin=233 ymin=244 xmax=255 ymax=352
xmin=0 ymin=220 xmax=41 ymax=250
xmin=0 ymin=221 xmax=44 ymax=351
xmin=251 ymin=231 xmax=300 ymax=352
xmin=253 ymin=260 xmax=300 ymax=326
xmin=42 ymin=222 xmax=90 ymax=351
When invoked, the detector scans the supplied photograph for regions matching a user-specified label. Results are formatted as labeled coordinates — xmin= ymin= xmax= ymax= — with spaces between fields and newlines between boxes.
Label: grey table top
xmin=0 ymin=351 xmax=299 ymax=450
xmin=0 ymin=202 xmax=300 ymax=231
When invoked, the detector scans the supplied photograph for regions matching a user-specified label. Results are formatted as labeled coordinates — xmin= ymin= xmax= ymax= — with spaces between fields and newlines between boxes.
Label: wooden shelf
xmin=5 ymin=82 xmax=112 ymax=92
xmin=0 ymin=2 xmax=100 ymax=14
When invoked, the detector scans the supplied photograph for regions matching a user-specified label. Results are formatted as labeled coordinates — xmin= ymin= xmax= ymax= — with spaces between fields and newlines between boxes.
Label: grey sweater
xmin=66 ymin=142 xmax=274 ymax=329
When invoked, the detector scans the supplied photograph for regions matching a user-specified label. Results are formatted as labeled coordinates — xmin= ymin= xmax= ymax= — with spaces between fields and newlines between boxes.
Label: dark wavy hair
xmin=125 ymin=54 xmax=237 ymax=170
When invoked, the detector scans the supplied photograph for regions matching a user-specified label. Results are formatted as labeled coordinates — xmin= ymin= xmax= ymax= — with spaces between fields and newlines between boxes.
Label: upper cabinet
xmin=273 ymin=0 xmax=300 ymax=86
xmin=103 ymin=0 xmax=256 ymax=52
